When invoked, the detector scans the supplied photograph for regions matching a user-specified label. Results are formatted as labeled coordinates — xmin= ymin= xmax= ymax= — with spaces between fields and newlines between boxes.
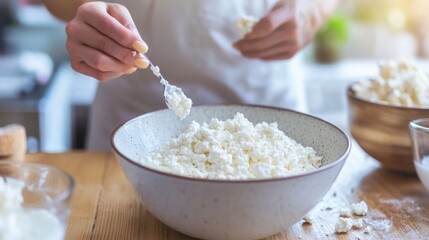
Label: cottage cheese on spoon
xmin=150 ymin=65 xmax=192 ymax=120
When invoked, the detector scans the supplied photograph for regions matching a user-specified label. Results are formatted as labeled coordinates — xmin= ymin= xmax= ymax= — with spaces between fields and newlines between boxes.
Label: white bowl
xmin=111 ymin=105 xmax=351 ymax=240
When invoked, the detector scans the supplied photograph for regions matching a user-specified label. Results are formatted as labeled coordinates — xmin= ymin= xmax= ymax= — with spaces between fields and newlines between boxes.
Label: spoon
xmin=147 ymin=62 xmax=183 ymax=103
xmin=136 ymin=53 xmax=192 ymax=119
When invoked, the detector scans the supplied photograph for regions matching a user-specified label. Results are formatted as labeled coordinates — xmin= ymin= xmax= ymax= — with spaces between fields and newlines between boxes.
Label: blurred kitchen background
xmin=0 ymin=0 xmax=428 ymax=152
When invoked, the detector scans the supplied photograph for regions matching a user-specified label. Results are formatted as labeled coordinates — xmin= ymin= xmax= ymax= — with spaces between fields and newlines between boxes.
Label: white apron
xmin=87 ymin=0 xmax=305 ymax=150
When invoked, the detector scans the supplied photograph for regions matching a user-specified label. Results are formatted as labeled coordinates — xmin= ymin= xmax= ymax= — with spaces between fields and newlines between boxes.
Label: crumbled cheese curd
xmin=353 ymin=218 xmax=364 ymax=229
xmin=164 ymin=88 xmax=192 ymax=120
xmin=303 ymin=215 xmax=315 ymax=224
xmin=363 ymin=225 xmax=372 ymax=234
xmin=150 ymin=65 xmax=192 ymax=120
xmin=339 ymin=207 xmax=352 ymax=217
xmin=140 ymin=113 xmax=322 ymax=180
xmin=351 ymin=201 xmax=368 ymax=216
xmin=352 ymin=60 xmax=429 ymax=107
xmin=335 ymin=217 xmax=354 ymax=233
xmin=0 ymin=177 xmax=64 ymax=240
xmin=335 ymin=217 xmax=363 ymax=233
xmin=237 ymin=15 xmax=258 ymax=38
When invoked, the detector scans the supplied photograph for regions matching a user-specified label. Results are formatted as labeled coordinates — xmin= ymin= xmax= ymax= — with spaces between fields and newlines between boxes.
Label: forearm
xmin=297 ymin=0 xmax=339 ymax=46
xmin=41 ymin=0 xmax=94 ymax=21
xmin=314 ymin=0 xmax=338 ymax=28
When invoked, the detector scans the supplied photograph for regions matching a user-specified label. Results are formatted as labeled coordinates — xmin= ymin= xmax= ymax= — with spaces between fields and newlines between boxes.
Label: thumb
xmin=250 ymin=3 xmax=294 ymax=39
xmin=107 ymin=4 xmax=148 ymax=53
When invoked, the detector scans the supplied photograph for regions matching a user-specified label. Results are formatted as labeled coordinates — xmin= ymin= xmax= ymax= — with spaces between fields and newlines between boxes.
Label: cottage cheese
xmin=335 ymin=217 xmax=354 ymax=233
xmin=335 ymin=217 xmax=364 ymax=233
xmin=339 ymin=207 xmax=352 ymax=217
xmin=351 ymin=201 xmax=368 ymax=216
xmin=140 ymin=113 xmax=322 ymax=180
xmin=302 ymin=215 xmax=315 ymax=224
xmin=150 ymin=65 xmax=192 ymax=120
xmin=0 ymin=177 xmax=64 ymax=240
xmin=237 ymin=15 xmax=258 ymax=38
xmin=352 ymin=60 xmax=429 ymax=107
xmin=330 ymin=200 xmax=369 ymax=234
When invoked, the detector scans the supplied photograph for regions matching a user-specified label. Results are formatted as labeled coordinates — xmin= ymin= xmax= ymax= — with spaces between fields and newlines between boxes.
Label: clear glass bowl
xmin=0 ymin=161 xmax=75 ymax=240
xmin=409 ymin=118 xmax=429 ymax=191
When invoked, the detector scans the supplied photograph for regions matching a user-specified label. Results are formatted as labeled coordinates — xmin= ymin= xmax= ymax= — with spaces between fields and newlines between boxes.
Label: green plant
xmin=314 ymin=14 xmax=349 ymax=63
xmin=316 ymin=14 xmax=349 ymax=47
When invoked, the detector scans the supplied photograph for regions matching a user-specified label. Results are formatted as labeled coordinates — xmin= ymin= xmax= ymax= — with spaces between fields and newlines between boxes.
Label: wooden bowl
xmin=347 ymin=85 xmax=429 ymax=174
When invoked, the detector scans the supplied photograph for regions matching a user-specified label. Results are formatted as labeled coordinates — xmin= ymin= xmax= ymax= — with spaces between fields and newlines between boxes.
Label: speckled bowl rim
xmin=111 ymin=104 xmax=351 ymax=184
xmin=347 ymin=83 xmax=429 ymax=110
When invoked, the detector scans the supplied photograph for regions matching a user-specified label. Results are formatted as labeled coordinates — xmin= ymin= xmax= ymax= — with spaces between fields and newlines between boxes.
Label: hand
xmin=65 ymin=2 xmax=149 ymax=81
xmin=234 ymin=1 xmax=319 ymax=61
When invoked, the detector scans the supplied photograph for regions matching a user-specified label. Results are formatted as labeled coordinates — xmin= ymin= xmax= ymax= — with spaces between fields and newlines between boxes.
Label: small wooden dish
xmin=347 ymin=84 xmax=429 ymax=174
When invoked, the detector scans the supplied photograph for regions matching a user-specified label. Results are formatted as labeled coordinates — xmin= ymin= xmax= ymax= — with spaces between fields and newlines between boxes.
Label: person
xmin=41 ymin=0 xmax=337 ymax=150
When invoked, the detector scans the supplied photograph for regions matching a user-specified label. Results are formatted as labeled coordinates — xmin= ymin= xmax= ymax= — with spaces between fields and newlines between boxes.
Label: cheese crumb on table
xmin=335 ymin=217 xmax=364 ymax=233
xmin=140 ymin=113 xmax=322 ymax=180
xmin=352 ymin=218 xmax=364 ymax=229
xmin=303 ymin=215 xmax=314 ymax=224
xmin=339 ymin=207 xmax=352 ymax=217
xmin=363 ymin=225 xmax=372 ymax=234
xmin=352 ymin=60 xmax=429 ymax=107
xmin=352 ymin=201 xmax=368 ymax=216
xmin=335 ymin=217 xmax=354 ymax=233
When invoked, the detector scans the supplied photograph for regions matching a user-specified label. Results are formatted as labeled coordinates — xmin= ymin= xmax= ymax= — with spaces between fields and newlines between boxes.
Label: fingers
xmin=70 ymin=57 xmax=125 ymax=81
xmin=234 ymin=2 xmax=300 ymax=61
xmin=68 ymin=22 xmax=138 ymax=67
xmin=240 ymin=40 xmax=297 ymax=60
xmin=77 ymin=2 xmax=148 ymax=53
xmin=107 ymin=4 xmax=149 ymax=53
xmin=234 ymin=22 xmax=299 ymax=60
xmin=65 ymin=2 xmax=150 ymax=81
xmin=67 ymin=41 xmax=131 ymax=73
xmin=234 ymin=24 xmax=294 ymax=52
xmin=249 ymin=3 xmax=294 ymax=39
xmin=260 ymin=51 xmax=296 ymax=60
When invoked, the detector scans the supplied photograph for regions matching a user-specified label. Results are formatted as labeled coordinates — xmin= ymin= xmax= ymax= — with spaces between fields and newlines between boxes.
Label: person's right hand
xmin=65 ymin=2 xmax=149 ymax=81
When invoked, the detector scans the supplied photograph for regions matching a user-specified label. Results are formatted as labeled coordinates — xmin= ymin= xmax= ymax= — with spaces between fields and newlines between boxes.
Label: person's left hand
xmin=234 ymin=1 xmax=317 ymax=60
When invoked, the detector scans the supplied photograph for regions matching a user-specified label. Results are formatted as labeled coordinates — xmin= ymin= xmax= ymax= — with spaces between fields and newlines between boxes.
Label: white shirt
xmin=87 ymin=0 xmax=305 ymax=150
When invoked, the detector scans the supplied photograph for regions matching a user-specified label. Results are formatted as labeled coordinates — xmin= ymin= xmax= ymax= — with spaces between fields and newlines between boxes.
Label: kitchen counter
xmin=25 ymin=148 xmax=429 ymax=239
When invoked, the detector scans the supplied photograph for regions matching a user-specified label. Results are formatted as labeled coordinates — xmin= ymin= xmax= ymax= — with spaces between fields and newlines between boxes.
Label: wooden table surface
xmin=26 ymin=145 xmax=429 ymax=240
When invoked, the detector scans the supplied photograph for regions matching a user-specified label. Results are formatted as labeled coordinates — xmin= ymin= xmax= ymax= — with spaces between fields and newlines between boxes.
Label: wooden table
xmin=26 ymin=146 xmax=429 ymax=240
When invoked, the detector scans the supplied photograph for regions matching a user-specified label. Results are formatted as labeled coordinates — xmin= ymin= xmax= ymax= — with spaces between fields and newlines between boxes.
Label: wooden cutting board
xmin=25 ymin=147 xmax=429 ymax=240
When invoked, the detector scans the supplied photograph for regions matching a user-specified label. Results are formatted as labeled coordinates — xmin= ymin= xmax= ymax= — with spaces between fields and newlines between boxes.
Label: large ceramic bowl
xmin=348 ymin=85 xmax=429 ymax=174
xmin=111 ymin=105 xmax=351 ymax=240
